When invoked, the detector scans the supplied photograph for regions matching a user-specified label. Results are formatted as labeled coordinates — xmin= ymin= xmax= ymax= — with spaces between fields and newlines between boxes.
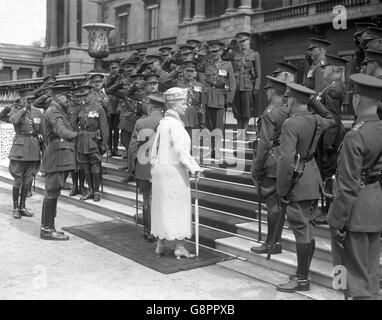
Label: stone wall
xmin=0 ymin=122 xmax=14 ymax=161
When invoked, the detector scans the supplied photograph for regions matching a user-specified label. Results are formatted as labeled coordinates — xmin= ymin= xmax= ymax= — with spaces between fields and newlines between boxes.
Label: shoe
xmin=93 ymin=192 xmax=101 ymax=202
xmin=19 ymin=208 xmax=34 ymax=217
xmin=155 ymin=240 xmax=165 ymax=257
xmin=276 ymin=278 xmax=310 ymax=293
xmin=26 ymin=191 xmax=33 ymax=197
xmin=122 ymin=154 xmax=128 ymax=160
xmin=12 ymin=208 xmax=21 ymax=219
xmin=250 ymin=243 xmax=282 ymax=255
xmin=69 ymin=187 xmax=80 ymax=197
xmin=147 ymin=234 xmax=156 ymax=243
xmin=80 ymin=193 xmax=94 ymax=201
xmin=119 ymin=166 xmax=129 ymax=171
xmin=174 ymin=247 xmax=196 ymax=260
xmin=112 ymin=150 xmax=121 ymax=157
xmin=121 ymin=175 xmax=135 ymax=184
xmin=40 ymin=227 xmax=69 ymax=241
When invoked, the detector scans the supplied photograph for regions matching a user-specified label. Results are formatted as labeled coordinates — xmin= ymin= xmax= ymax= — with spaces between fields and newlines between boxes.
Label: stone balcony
xmin=177 ymin=0 xmax=381 ymax=43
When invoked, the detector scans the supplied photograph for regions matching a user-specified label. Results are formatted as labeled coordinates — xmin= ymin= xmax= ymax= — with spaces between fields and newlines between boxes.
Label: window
xmin=115 ymin=5 xmax=130 ymax=46
xmin=205 ymin=0 xmax=227 ymax=18
xmin=147 ymin=4 xmax=159 ymax=40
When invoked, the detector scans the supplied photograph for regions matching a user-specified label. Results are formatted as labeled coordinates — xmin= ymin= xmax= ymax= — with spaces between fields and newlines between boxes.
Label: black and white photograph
xmin=0 ymin=0 xmax=382 ymax=304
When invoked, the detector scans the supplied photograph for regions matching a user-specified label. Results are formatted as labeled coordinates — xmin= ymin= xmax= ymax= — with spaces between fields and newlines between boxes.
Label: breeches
xmin=78 ymin=152 xmax=101 ymax=170
xmin=121 ymin=130 xmax=132 ymax=151
xmin=137 ymin=179 xmax=152 ymax=230
xmin=45 ymin=171 xmax=68 ymax=198
xmin=233 ymin=91 xmax=252 ymax=120
xmin=9 ymin=160 xmax=40 ymax=187
xmin=286 ymin=200 xmax=318 ymax=244
xmin=205 ymin=108 xmax=225 ymax=132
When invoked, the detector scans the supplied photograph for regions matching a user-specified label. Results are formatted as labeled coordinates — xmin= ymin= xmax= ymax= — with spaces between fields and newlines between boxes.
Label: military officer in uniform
xmin=276 ymin=83 xmax=334 ymax=292
xmin=33 ymin=76 xmax=56 ymax=110
xmin=304 ymin=38 xmax=331 ymax=92
xmin=105 ymin=60 xmax=123 ymax=157
xmin=232 ymin=32 xmax=261 ymax=137
xmin=250 ymin=76 xmax=289 ymax=255
xmin=88 ymin=73 xmax=110 ymax=117
xmin=328 ymin=74 xmax=382 ymax=300
xmin=204 ymin=40 xmax=236 ymax=132
xmin=272 ymin=61 xmax=298 ymax=84
xmin=177 ymin=60 xmax=205 ymax=136
xmin=4 ymin=88 xmax=43 ymax=219
xmin=74 ymin=85 xmax=109 ymax=202
xmin=352 ymin=23 xmax=378 ymax=73
xmin=128 ymin=95 xmax=164 ymax=242
xmin=314 ymin=54 xmax=348 ymax=222
xmin=40 ymin=84 xmax=78 ymax=241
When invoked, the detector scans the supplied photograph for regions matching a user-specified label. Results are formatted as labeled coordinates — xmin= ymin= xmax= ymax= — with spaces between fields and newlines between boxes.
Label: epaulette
xmin=352 ymin=121 xmax=365 ymax=132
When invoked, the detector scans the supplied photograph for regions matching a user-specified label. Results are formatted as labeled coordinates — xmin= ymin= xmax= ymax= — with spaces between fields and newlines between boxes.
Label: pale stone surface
xmin=0 ymin=186 xmax=308 ymax=300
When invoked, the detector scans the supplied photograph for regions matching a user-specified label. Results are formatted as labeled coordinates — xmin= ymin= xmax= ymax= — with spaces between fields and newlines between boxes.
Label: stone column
xmin=183 ymin=0 xmax=192 ymax=22
xmin=69 ymin=0 xmax=78 ymax=45
xmin=193 ymin=0 xmax=206 ymax=21
xmin=11 ymin=67 xmax=19 ymax=81
xmin=50 ymin=0 xmax=58 ymax=49
xmin=32 ymin=68 xmax=40 ymax=79
xmin=46 ymin=0 xmax=51 ymax=48
xmin=63 ymin=0 xmax=69 ymax=45
xmin=239 ymin=0 xmax=253 ymax=13
xmin=225 ymin=0 xmax=236 ymax=14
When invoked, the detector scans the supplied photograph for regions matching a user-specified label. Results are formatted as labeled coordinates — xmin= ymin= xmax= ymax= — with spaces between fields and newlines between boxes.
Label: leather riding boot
xmin=78 ymin=170 xmax=87 ymax=196
xmin=12 ymin=186 xmax=21 ymax=219
xmin=26 ymin=181 xmax=33 ymax=197
xmin=19 ymin=184 xmax=34 ymax=217
xmin=40 ymin=197 xmax=69 ymax=241
xmin=277 ymin=243 xmax=311 ymax=293
xmin=81 ymin=170 xmax=94 ymax=201
xmin=92 ymin=171 xmax=101 ymax=202
xmin=69 ymin=172 xmax=79 ymax=197
xmin=308 ymin=239 xmax=316 ymax=270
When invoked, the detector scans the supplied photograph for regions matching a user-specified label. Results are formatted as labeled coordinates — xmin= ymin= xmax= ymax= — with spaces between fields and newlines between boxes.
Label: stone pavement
xmin=0 ymin=185 xmax=312 ymax=300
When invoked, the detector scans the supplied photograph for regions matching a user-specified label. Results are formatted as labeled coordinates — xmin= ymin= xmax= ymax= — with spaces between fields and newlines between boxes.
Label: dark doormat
xmin=63 ymin=220 xmax=232 ymax=274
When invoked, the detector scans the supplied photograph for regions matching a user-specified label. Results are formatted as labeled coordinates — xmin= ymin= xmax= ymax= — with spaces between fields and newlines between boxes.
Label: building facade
xmin=0 ymin=43 xmax=43 ymax=82
xmin=43 ymin=0 xmax=382 ymax=114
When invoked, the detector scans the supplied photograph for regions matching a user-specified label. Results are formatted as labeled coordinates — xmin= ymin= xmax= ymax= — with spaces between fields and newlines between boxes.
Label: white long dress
xmin=150 ymin=110 xmax=201 ymax=241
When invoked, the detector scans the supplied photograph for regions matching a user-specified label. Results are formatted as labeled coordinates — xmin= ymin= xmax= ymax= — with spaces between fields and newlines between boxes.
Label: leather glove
xmin=330 ymin=226 xmax=347 ymax=244
xmin=252 ymin=89 xmax=260 ymax=100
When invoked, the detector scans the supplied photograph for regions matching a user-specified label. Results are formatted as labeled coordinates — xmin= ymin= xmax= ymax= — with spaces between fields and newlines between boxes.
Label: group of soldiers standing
xmin=251 ymin=23 xmax=382 ymax=299
xmin=0 ymin=23 xmax=382 ymax=299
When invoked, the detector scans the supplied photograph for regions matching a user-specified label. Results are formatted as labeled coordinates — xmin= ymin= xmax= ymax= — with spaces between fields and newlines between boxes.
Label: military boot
xmin=40 ymin=197 xmax=69 ymax=241
xmin=26 ymin=181 xmax=33 ymax=197
xmin=19 ymin=184 xmax=34 ymax=217
xmin=12 ymin=186 xmax=21 ymax=219
xmin=277 ymin=243 xmax=311 ymax=292
xmin=80 ymin=171 xmax=94 ymax=201
xmin=69 ymin=172 xmax=79 ymax=196
xmin=78 ymin=170 xmax=87 ymax=196
xmin=92 ymin=168 xmax=102 ymax=202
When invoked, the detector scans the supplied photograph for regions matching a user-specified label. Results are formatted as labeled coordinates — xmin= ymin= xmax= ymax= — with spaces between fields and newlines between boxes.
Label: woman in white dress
xmin=150 ymin=87 xmax=202 ymax=259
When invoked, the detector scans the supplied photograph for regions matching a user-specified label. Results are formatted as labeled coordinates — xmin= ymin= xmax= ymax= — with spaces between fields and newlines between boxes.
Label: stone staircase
xmin=0 ymin=127 xmax=378 ymax=299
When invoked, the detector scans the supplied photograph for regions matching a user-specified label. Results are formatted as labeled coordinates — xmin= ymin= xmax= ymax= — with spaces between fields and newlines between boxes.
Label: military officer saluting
xmin=88 ymin=73 xmax=110 ymax=117
xmin=4 ymin=88 xmax=43 ymax=219
xmin=304 ymin=38 xmax=330 ymax=92
xmin=250 ymin=76 xmax=289 ymax=255
xmin=177 ymin=60 xmax=205 ymax=136
xmin=74 ymin=85 xmax=109 ymax=202
xmin=231 ymin=32 xmax=261 ymax=137
xmin=40 ymin=84 xmax=78 ymax=241
xmin=328 ymin=74 xmax=382 ymax=300
xmin=276 ymin=83 xmax=334 ymax=292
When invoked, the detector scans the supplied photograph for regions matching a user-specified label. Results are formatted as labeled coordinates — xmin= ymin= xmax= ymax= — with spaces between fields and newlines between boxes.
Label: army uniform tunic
xmin=7 ymin=105 xmax=43 ymax=187
xmin=232 ymin=49 xmax=261 ymax=119
xmin=177 ymin=79 xmax=205 ymax=135
xmin=303 ymin=60 xmax=325 ymax=93
xmin=204 ymin=60 xmax=236 ymax=131
xmin=76 ymin=101 xmax=109 ymax=167
xmin=328 ymin=115 xmax=382 ymax=299
xmin=251 ymin=101 xmax=289 ymax=244
xmin=315 ymin=80 xmax=347 ymax=179
xmin=42 ymin=101 xmax=78 ymax=196
xmin=277 ymin=102 xmax=334 ymax=244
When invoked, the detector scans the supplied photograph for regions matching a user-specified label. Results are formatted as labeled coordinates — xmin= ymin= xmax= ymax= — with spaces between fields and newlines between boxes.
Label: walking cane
xmin=135 ymin=181 xmax=139 ymax=228
xmin=99 ymin=162 xmax=104 ymax=193
xmin=257 ymin=182 xmax=262 ymax=242
xmin=33 ymin=177 xmax=36 ymax=192
xmin=195 ymin=178 xmax=200 ymax=257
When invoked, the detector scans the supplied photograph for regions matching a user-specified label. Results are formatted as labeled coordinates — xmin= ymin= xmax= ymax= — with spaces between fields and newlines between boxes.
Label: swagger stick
xmin=195 ymin=179 xmax=200 ymax=257
xmin=257 ymin=181 xmax=262 ymax=242
xmin=135 ymin=182 xmax=139 ymax=229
